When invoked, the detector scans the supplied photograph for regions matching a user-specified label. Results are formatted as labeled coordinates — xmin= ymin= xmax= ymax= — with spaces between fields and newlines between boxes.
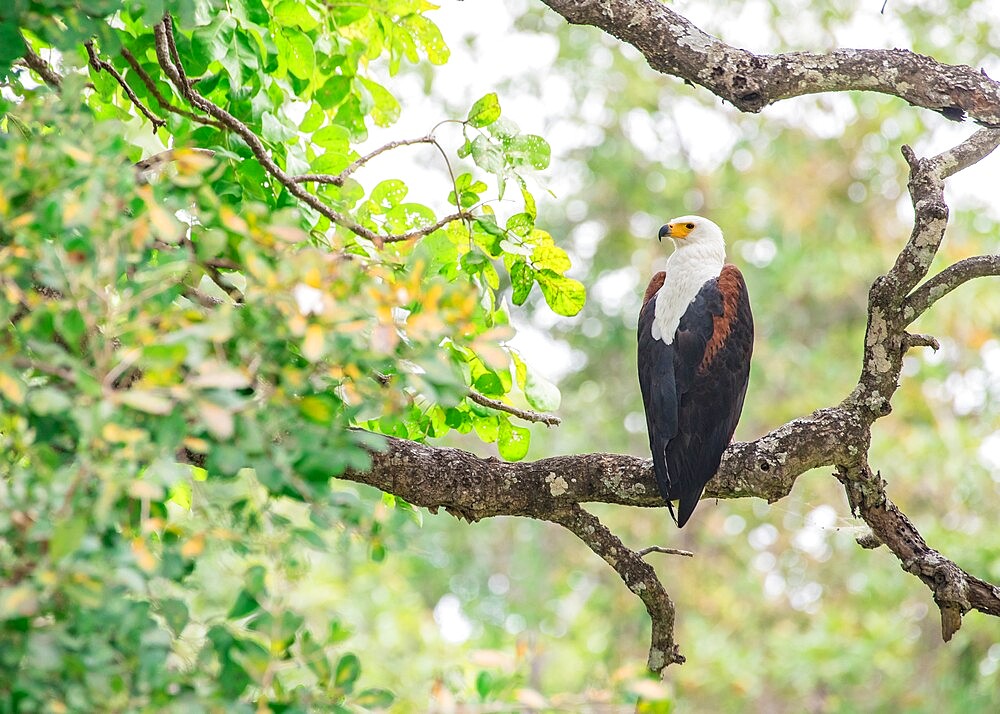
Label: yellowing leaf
xmin=128 ymin=480 xmax=164 ymax=501
xmin=117 ymin=390 xmax=174 ymax=415
xmin=181 ymin=533 xmax=205 ymax=558
xmin=131 ymin=538 xmax=157 ymax=572
xmin=198 ymin=400 xmax=234 ymax=439
xmin=303 ymin=323 xmax=325 ymax=361
xmin=0 ymin=585 xmax=39 ymax=619
xmin=0 ymin=368 xmax=26 ymax=404
xmin=189 ymin=362 xmax=251 ymax=389
xmin=63 ymin=144 xmax=93 ymax=163
xmin=102 ymin=422 xmax=147 ymax=444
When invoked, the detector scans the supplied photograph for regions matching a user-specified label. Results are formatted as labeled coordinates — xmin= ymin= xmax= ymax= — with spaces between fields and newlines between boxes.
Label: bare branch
xmin=637 ymin=546 xmax=694 ymax=558
xmin=119 ymin=48 xmax=223 ymax=129
xmin=929 ymin=127 xmax=1000 ymax=178
xmin=21 ymin=42 xmax=62 ymax=88
xmin=902 ymin=332 xmax=940 ymax=351
xmin=133 ymin=148 xmax=216 ymax=183
xmin=539 ymin=0 xmax=1000 ymax=126
xmin=467 ymin=390 xmax=562 ymax=426
xmin=545 ymin=505 xmax=684 ymax=672
xmin=293 ymin=136 xmax=437 ymax=186
xmin=838 ymin=464 xmax=1000 ymax=641
xmin=905 ymin=254 xmax=1000 ymax=321
xmin=85 ymin=41 xmax=166 ymax=131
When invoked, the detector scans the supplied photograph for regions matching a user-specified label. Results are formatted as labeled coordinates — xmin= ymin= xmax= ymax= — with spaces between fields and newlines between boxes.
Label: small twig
xmin=134 ymin=147 xmax=217 ymax=183
xmin=902 ymin=332 xmax=940 ymax=351
xmin=467 ymin=390 xmax=561 ymax=426
xmin=21 ymin=42 xmax=62 ymax=88
xmin=120 ymin=48 xmax=223 ymax=129
xmin=12 ymin=357 xmax=76 ymax=384
xmin=638 ymin=545 xmax=694 ymax=558
xmin=293 ymin=136 xmax=437 ymax=186
xmin=85 ymin=41 xmax=166 ymax=131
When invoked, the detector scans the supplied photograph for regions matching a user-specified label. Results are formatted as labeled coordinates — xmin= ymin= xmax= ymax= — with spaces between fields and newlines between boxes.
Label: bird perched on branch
xmin=637 ymin=216 xmax=754 ymax=527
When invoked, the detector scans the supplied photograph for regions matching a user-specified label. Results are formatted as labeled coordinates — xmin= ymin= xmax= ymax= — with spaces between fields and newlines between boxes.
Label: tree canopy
xmin=2 ymin=0 xmax=1000 ymax=711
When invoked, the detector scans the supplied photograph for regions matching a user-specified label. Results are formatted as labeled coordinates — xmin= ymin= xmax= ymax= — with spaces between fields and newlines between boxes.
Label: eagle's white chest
xmin=650 ymin=247 xmax=724 ymax=344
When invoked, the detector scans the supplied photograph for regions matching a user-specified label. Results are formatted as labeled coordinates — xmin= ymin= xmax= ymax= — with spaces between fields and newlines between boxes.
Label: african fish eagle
xmin=637 ymin=216 xmax=754 ymax=527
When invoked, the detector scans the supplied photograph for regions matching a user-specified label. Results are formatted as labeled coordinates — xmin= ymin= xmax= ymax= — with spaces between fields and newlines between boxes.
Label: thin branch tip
xmin=638 ymin=546 xmax=694 ymax=558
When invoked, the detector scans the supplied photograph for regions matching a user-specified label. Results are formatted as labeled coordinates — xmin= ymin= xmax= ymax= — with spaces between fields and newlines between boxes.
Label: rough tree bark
xmin=35 ymin=4 xmax=1000 ymax=677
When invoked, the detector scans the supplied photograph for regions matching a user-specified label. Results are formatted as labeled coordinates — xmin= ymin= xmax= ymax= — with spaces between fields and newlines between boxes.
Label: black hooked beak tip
xmin=657 ymin=224 xmax=671 ymax=242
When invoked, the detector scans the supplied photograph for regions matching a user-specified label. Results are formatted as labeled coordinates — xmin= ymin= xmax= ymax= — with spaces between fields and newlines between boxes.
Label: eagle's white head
xmin=658 ymin=215 xmax=726 ymax=256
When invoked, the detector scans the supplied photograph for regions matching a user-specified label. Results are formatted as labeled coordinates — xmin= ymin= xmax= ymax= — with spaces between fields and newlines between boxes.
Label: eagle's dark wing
xmin=637 ymin=272 xmax=678 ymax=521
xmin=666 ymin=265 xmax=754 ymax=527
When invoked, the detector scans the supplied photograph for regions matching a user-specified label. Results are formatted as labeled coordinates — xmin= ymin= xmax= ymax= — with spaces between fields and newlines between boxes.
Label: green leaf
xmin=158 ymin=599 xmax=189 ymax=636
xmin=471 ymin=136 xmax=504 ymax=174
xmin=509 ymin=261 xmax=536 ymax=305
xmin=27 ymin=388 xmax=73 ymax=416
xmin=506 ymin=212 xmax=533 ymax=237
xmin=524 ymin=365 xmax=561 ymax=411
xmin=316 ymin=75 xmax=352 ymax=109
xmin=531 ymin=244 xmax=572 ymax=272
xmin=273 ymin=0 xmax=320 ymax=31
xmin=279 ymin=28 xmax=316 ymax=80
xmin=467 ymin=92 xmax=501 ymax=128
xmin=507 ymin=134 xmax=551 ymax=170
xmin=50 ymin=515 xmax=87 ymax=561
xmin=536 ymin=269 xmax=585 ymax=316
xmin=371 ymin=179 xmax=407 ymax=210
xmin=476 ymin=670 xmax=494 ymax=699
xmin=473 ymin=414 xmax=500 ymax=443
xmin=262 ymin=111 xmax=297 ymax=143
xmin=355 ymin=688 xmax=395 ymax=708
xmin=498 ymin=419 xmax=530 ymax=461
xmin=359 ymin=77 xmax=400 ymax=127
xmin=335 ymin=653 xmax=362 ymax=692
xmin=227 ymin=589 xmax=261 ymax=618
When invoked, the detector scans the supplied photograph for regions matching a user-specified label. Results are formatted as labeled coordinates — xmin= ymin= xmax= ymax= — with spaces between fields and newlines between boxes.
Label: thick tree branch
xmin=346 ymin=406 xmax=863 ymax=522
xmin=538 ymin=0 xmax=1000 ymax=126
xmin=21 ymin=43 xmax=62 ymax=88
xmin=838 ymin=464 xmax=1000 ymax=640
xmin=546 ymin=505 xmax=683 ymax=672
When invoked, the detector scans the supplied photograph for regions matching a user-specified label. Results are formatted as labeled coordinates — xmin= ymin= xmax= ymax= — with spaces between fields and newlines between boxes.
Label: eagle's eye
xmin=685 ymin=223 xmax=694 ymax=230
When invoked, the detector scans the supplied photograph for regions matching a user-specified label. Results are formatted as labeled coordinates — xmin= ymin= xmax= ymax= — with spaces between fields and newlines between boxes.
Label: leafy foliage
xmin=0 ymin=0 xmax=583 ymax=709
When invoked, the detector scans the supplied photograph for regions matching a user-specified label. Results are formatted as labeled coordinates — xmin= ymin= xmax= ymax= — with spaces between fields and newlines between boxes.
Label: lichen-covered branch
xmin=905 ymin=254 xmax=1000 ymax=321
xmin=838 ymin=464 xmax=1000 ymax=640
xmin=345 ymin=405 xmax=862 ymax=524
xmin=545 ymin=505 xmax=683 ymax=672
xmin=538 ymin=0 xmax=1000 ymax=126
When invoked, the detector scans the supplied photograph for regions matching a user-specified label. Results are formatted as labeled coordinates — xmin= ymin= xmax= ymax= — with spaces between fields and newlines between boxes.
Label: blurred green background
xmin=332 ymin=1 xmax=1000 ymax=710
